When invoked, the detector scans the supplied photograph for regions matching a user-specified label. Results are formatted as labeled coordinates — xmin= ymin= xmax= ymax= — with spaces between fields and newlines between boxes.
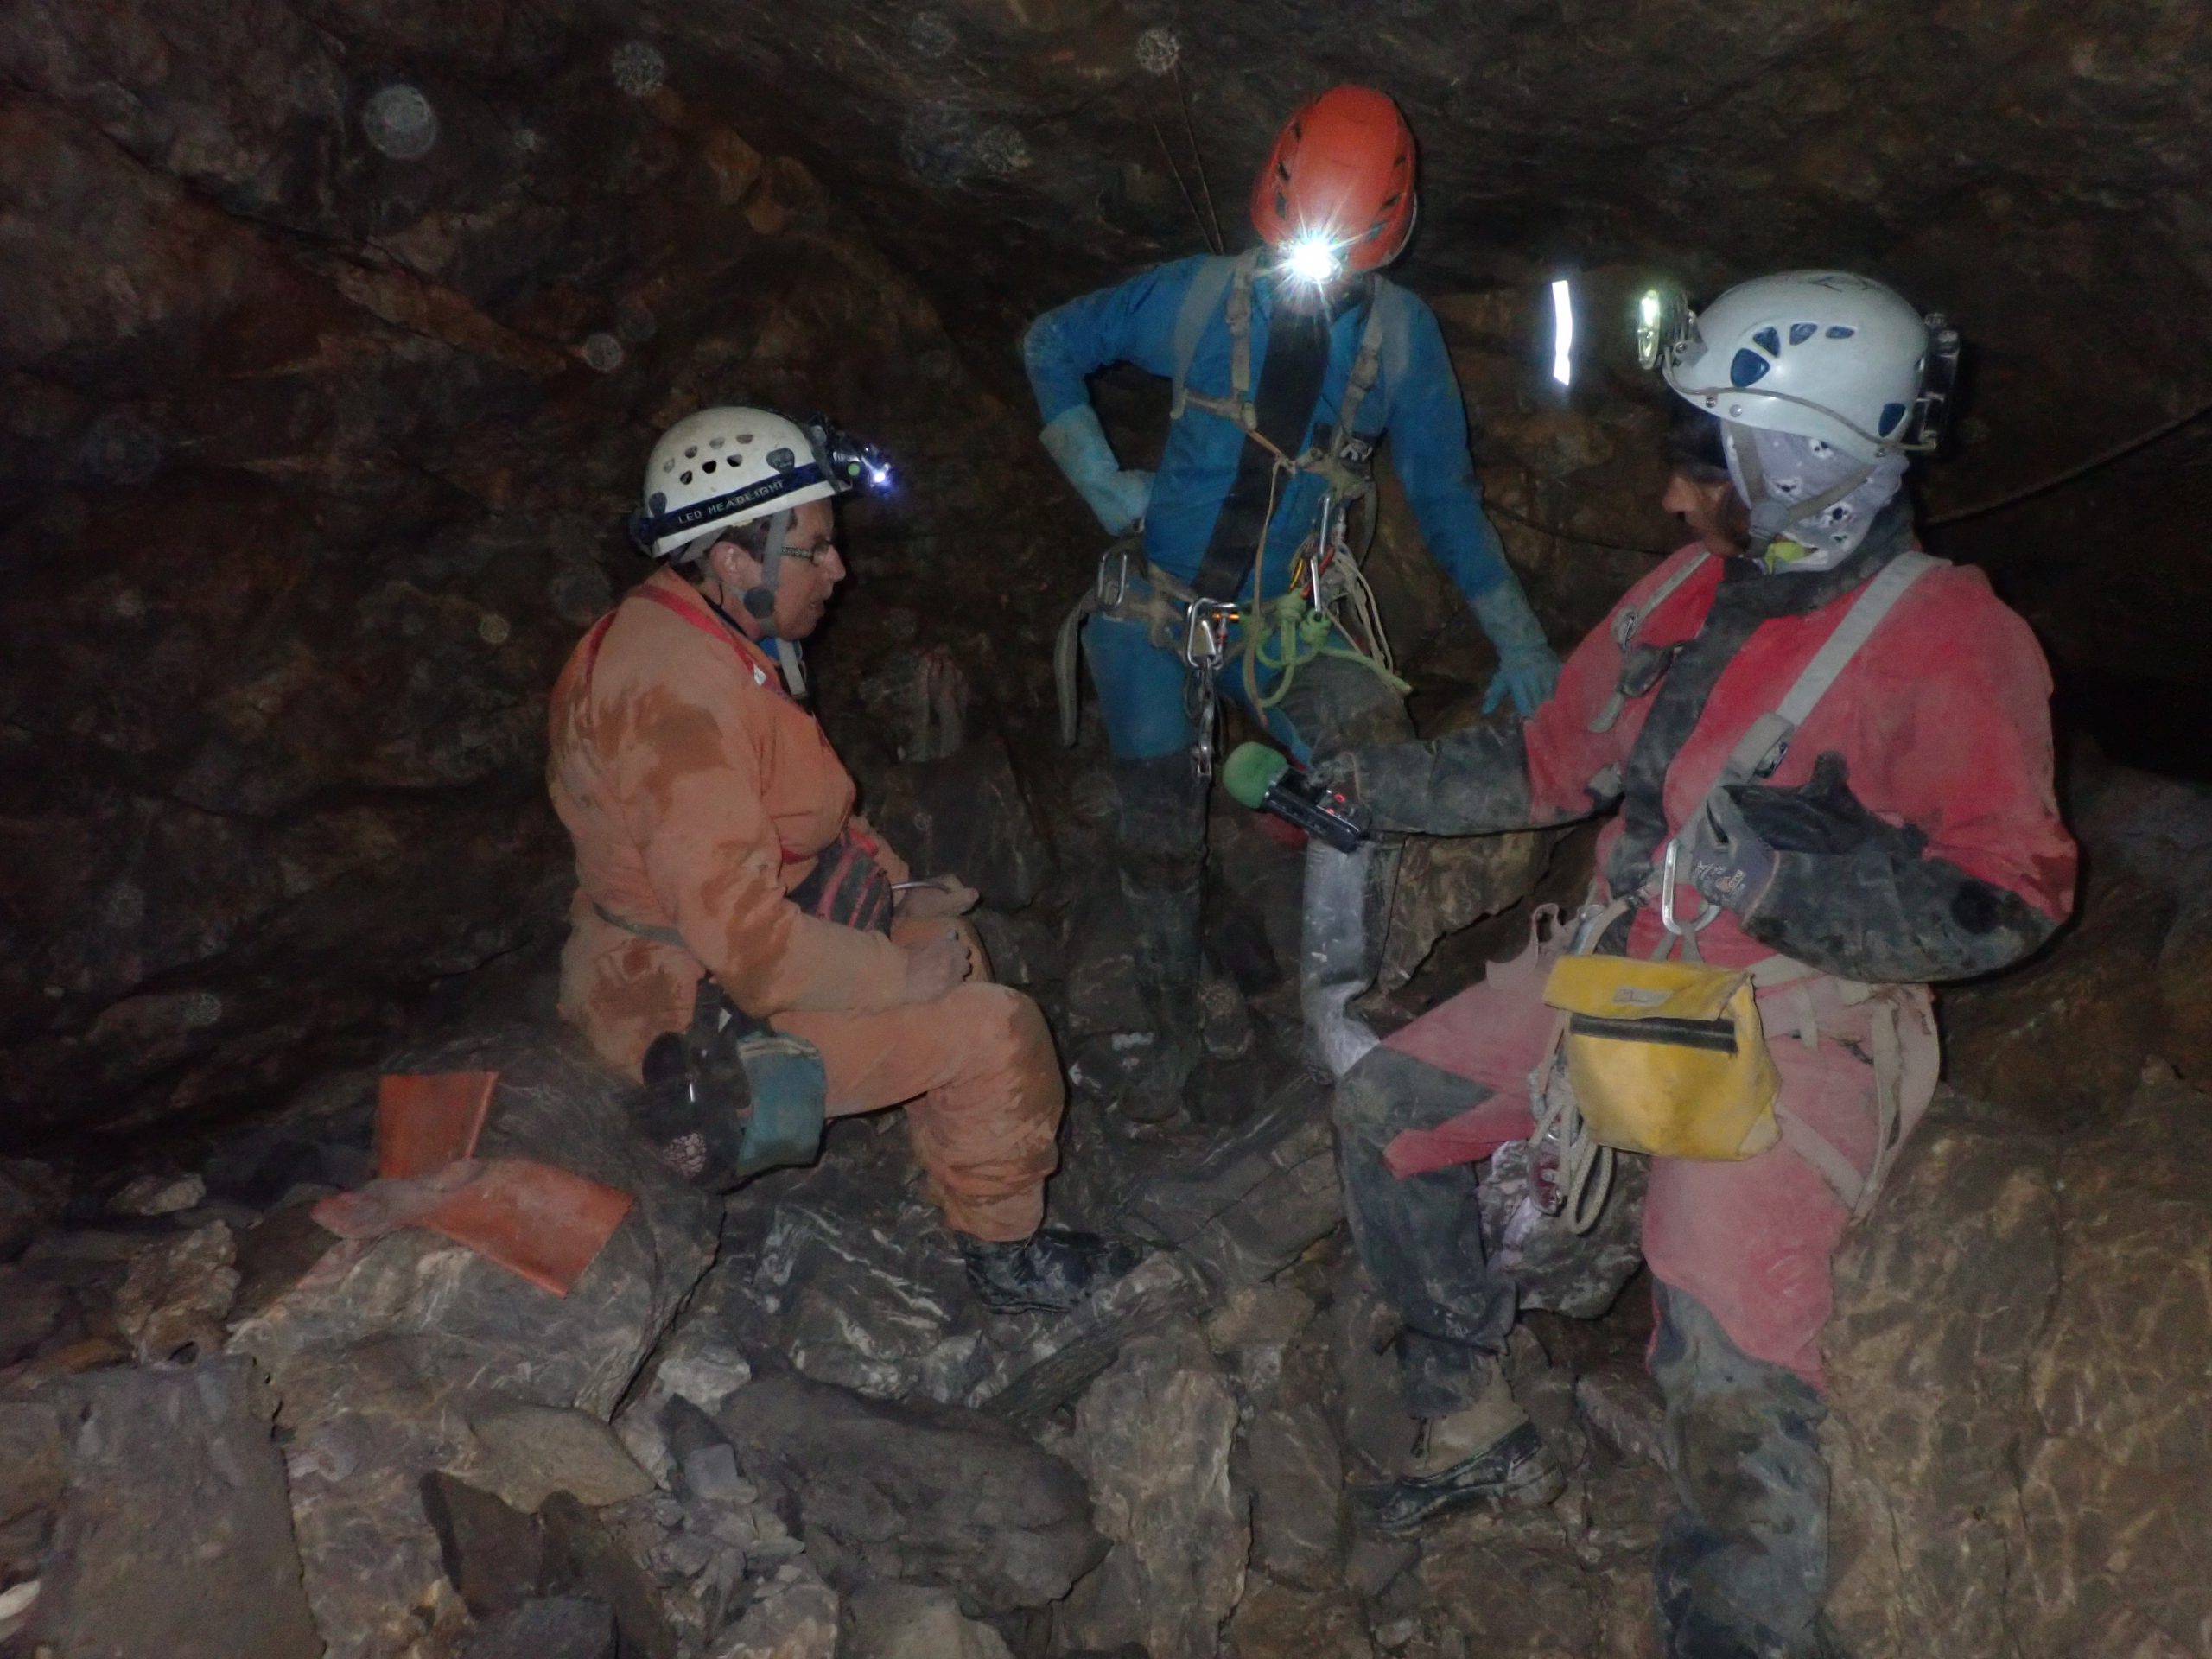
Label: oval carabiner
xmin=1658 ymin=838 xmax=1721 ymax=937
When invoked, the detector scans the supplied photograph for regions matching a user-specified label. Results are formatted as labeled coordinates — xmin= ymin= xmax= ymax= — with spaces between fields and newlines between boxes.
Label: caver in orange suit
xmin=546 ymin=566 xmax=1061 ymax=1241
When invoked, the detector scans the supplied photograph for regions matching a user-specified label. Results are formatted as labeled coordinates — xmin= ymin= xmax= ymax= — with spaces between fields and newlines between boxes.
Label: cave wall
xmin=8 ymin=0 xmax=2210 ymax=1141
xmin=0 ymin=0 xmax=1089 ymax=1144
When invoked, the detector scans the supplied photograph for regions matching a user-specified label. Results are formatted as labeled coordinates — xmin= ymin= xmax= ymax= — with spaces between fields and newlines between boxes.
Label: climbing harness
xmin=1053 ymin=252 xmax=1414 ymax=774
xmin=1527 ymin=550 xmax=1945 ymax=1232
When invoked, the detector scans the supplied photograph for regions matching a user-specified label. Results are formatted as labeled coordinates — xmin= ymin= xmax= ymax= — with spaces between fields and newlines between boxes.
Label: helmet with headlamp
xmin=1642 ymin=271 xmax=1961 ymax=462
xmin=1250 ymin=86 xmax=1418 ymax=290
xmin=632 ymin=406 xmax=891 ymax=561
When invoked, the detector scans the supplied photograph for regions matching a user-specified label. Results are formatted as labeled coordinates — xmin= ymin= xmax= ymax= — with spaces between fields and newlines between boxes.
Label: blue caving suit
xmin=1023 ymin=253 xmax=1560 ymax=1112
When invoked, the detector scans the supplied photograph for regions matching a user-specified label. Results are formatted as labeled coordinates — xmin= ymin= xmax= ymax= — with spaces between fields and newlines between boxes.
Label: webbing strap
xmin=1590 ymin=550 xmax=1713 ymax=734
xmin=632 ymin=586 xmax=787 ymax=695
xmin=1713 ymin=550 xmax=1941 ymax=786
xmin=1169 ymin=255 xmax=1245 ymax=420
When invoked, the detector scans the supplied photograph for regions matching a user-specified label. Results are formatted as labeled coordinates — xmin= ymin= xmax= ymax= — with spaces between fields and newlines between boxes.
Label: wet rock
xmin=1224 ymin=1578 xmax=1375 ymax=1659
xmin=1572 ymin=1364 xmax=1666 ymax=1471
xmin=111 ymin=1217 xmax=239 ymax=1363
xmin=1118 ymin=1076 xmax=1341 ymax=1290
xmin=869 ymin=737 xmax=1052 ymax=912
xmin=0 ymin=1263 xmax=70 ymax=1365
xmin=421 ymin=1472 xmax=545 ymax=1618
xmin=1382 ymin=830 xmax=1557 ymax=992
xmin=1243 ymin=1375 xmax=1348 ymax=1591
xmin=0 ymin=1161 xmax=61 ymax=1262
xmin=709 ymin=1562 xmax=840 ymax=1659
xmin=1826 ymin=1069 xmax=2212 ymax=1657
xmin=1058 ymin=1323 xmax=1247 ymax=1659
xmin=468 ymin=1400 xmax=658 ymax=1511
xmin=109 ymin=1172 xmax=207 ymax=1217
xmin=713 ymin=1372 xmax=1103 ymax=1616
xmin=30 ymin=1358 xmax=321 ymax=1659
xmin=0 ymin=1402 xmax=66 ymax=1526
xmin=226 ymin=1028 xmax=716 ymax=1659
xmin=463 ymin=1596 xmax=618 ymax=1659
xmin=843 ymin=1581 xmax=1016 ymax=1659
xmin=538 ymin=1491 xmax=681 ymax=1659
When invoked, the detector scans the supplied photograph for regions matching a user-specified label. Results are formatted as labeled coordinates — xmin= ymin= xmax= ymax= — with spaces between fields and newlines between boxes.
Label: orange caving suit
xmin=546 ymin=568 xmax=1062 ymax=1240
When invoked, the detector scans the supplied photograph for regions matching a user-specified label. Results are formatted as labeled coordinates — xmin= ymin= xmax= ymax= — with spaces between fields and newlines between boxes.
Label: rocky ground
xmin=3 ymin=739 xmax=2209 ymax=1659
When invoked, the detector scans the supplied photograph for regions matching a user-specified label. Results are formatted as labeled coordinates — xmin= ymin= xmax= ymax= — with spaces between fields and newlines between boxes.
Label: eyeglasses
xmin=782 ymin=537 xmax=837 ymax=564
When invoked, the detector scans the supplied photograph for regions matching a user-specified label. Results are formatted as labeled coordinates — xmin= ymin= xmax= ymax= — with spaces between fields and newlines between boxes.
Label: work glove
xmin=1039 ymin=404 xmax=1154 ymax=537
xmin=1726 ymin=752 xmax=1910 ymax=857
xmin=1471 ymin=573 xmax=1562 ymax=718
xmin=1683 ymin=787 xmax=1781 ymax=917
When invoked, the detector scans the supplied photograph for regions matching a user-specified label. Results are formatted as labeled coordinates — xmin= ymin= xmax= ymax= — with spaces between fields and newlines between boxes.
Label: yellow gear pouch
xmin=1541 ymin=955 xmax=1781 ymax=1160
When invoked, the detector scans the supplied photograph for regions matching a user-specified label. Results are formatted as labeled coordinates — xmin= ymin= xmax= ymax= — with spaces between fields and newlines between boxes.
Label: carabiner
xmin=1095 ymin=544 xmax=1132 ymax=610
xmin=1657 ymin=838 xmax=1721 ymax=937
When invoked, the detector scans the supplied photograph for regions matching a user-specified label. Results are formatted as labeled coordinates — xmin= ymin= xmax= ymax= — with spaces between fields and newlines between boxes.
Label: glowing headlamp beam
xmin=1550 ymin=278 xmax=1575 ymax=387
xmin=1283 ymin=233 xmax=1346 ymax=287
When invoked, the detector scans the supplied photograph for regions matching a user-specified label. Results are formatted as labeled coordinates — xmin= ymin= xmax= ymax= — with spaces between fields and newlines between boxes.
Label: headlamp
xmin=1901 ymin=315 xmax=1962 ymax=454
xmin=1281 ymin=232 xmax=1347 ymax=288
xmin=805 ymin=416 xmax=894 ymax=494
xmin=1634 ymin=282 xmax=1692 ymax=372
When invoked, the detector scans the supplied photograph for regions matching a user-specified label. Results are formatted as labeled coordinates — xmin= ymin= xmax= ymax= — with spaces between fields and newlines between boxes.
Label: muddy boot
xmin=961 ymin=1228 xmax=1147 ymax=1315
xmin=1109 ymin=753 xmax=1208 ymax=1123
xmin=1353 ymin=1366 xmax=1564 ymax=1534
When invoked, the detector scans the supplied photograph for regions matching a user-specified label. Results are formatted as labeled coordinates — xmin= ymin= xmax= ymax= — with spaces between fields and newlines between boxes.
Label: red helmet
xmin=1249 ymin=86 xmax=1417 ymax=275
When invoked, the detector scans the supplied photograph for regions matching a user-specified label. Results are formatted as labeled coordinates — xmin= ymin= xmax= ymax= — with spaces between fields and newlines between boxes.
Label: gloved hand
xmin=1726 ymin=752 xmax=1909 ymax=857
xmin=1039 ymin=405 xmax=1154 ymax=537
xmin=1683 ymin=787 xmax=1781 ymax=916
xmin=1471 ymin=574 xmax=1562 ymax=717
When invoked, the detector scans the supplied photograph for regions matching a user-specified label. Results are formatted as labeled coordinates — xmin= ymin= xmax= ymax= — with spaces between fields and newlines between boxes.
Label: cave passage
xmin=3 ymin=4 xmax=2211 ymax=1657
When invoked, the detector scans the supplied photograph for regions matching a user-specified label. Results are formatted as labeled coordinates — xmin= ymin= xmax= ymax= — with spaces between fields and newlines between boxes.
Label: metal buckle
xmin=1095 ymin=545 xmax=1132 ymax=609
xmin=1657 ymin=839 xmax=1721 ymax=937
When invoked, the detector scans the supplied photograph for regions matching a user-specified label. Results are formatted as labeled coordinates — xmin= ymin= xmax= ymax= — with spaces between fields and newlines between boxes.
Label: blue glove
xmin=1684 ymin=788 xmax=1782 ymax=917
xmin=1471 ymin=573 xmax=1562 ymax=717
xmin=1039 ymin=405 xmax=1153 ymax=537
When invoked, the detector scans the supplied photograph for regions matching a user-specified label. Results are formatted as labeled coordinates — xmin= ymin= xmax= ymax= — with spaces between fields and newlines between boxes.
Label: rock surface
xmin=29 ymin=1358 xmax=321 ymax=1659
xmin=711 ymin=1372 xmax=1104 ymax=1618
xmin=1058 ymin=1322 xmax=1249 ymax=1659
xmin=226 ymin=1027 xmax=716 ymax=1659
xmin=1825 ymin=1071 xmax=2212 ymax=1656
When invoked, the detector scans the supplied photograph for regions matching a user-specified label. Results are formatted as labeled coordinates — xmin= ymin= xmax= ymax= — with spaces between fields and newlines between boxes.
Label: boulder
xmin=1118 ymin=1077 xmax=1343 ymax=1290
xmin=1824 ymin=1071 xmax=2212 ymax=1656
xmin=462 ymin=1597 xmax=618 ymax=1659
xmin=711 ymin=1372 xmax=1103 ymax=1616
xmin=467 ymin=1401 xmax=658 ymax=1512
xmin=842 ymin=1581 xmax=1016 ymax=1659
xmin=868 ymin=737 xmax=1053 ymax=912
xmin=226 ymin=1027 xmax=717 ymax=1659
xmin=1382 ymin=830 xmax=1557 ymax=992
xmin=1223 ymin=1578 xmax=1374 ymax=1659
xmin=111 ymin=1217 xmax=239 ymax=1363
xmin=1057 ymin=1323 xmax=1248 ymax=1659
xmin=29 ymin=1359 xmax=321 ymax=1659
xmin=708 ymin=1563 xmax=840 ymax=1659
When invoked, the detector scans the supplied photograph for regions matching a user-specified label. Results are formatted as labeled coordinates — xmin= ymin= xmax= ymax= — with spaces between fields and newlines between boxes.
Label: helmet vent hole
xmin=702 ymin=459 xmax=716 ymax=472
xmin=1729 ymin=349 xmax=1772 ymax=389
xmin=1878 ymin=402 xmax=1909 ymax=435
xmin=680 ymin=470 xmax=693 ymax=484
xmin=684 ymin=445 xmax=698 ymax=459
xmin=1826 ymin=325 xmax=1856 ymax=339
xmin=1751 ymin=327 xmax=1782 ymax=356
xmin=738 ymin=433 xmax=754 ymax=445
xmin=1789 ymin=322 xmax=1818 ymax=345
xmin=709 ymin=436 xmax=723 ymax=448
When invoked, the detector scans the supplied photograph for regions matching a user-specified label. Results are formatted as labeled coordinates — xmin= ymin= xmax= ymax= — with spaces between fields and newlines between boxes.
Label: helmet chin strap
xmin=1726 ymin=428 xmax=1872 ymax=566
xmin=739 ymin=510 xmax=810 ymax=700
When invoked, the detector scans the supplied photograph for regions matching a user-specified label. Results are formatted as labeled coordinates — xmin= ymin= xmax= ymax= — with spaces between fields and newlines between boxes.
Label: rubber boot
xmin=1300 ymin=835 xmax=1402 ymax=1081
xmin=961 ymin=1228 xmax=1147 ymax=1315
xmin=1353 ymin=1363 xmax=1564 ymax=1534
xmin=1109 ymin=753 xmax=1208 ymax=1123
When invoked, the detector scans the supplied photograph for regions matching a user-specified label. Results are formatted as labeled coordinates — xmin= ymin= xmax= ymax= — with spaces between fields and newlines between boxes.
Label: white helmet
xmin=634 ymin=406 xmax=839 ymax=560
xmin=1663 ymin=272 xmax=1931 ymax=463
